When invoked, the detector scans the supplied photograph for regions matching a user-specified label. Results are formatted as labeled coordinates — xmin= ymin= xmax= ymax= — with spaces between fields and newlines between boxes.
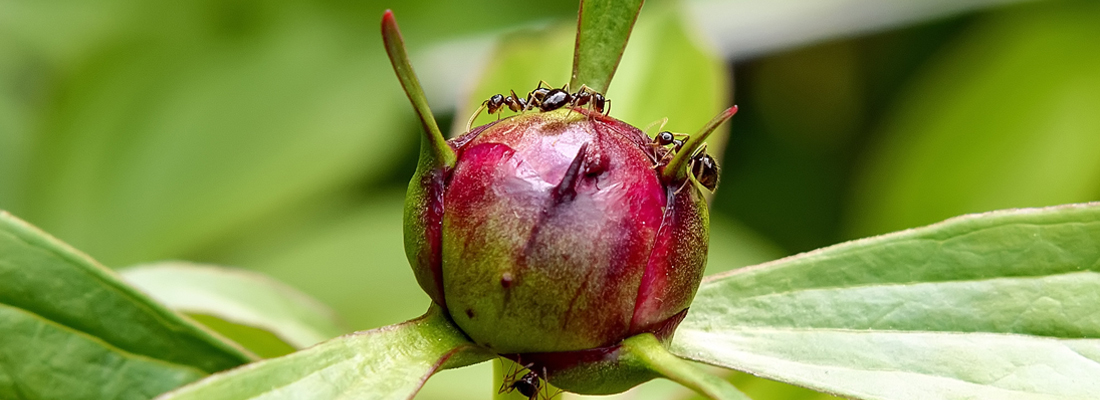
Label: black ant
xmin=644 ymin=118 xmax=691 ymax=166
xmin=526 ymin=82 xmax=611 ymax=115
xmin=572 ymin=85 xmax=610 ymax=115
xmin=524 ymin=81 xmax=572 ymax=112
xmin=506 ymin=371 xmax=542 ymax=399
xmin=466 ymin=90 xmax=527 ymax=132
xmin=525 ymin=81 xmax=553 ymax=110
xmin=498 ymin=361 xmax=560 ymax=400
xmin=688 ymin=145 xmax=720 ymax=192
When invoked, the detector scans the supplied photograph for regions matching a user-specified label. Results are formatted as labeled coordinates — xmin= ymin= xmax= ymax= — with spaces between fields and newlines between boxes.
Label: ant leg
xmin=466 ymin=102 xmax=488 ymax=133
xmin=674 ymin=175 xmax=693 ymax=195
xmin=692 ymin=143 xmax=709 ymax=159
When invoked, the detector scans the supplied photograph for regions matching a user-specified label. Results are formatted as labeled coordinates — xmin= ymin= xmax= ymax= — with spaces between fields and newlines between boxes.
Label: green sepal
xmin=381 ymin=10 xmax=456 ymax=170
xmin=531 ymin=333 xmax=747 ymax=400
xmin=662 ymin=106 xmax=737 ymax=183
xmin=382 ymin=10 xmax=458 ymax=306
xmin=570 ymin=0 xmax=646 ymax=93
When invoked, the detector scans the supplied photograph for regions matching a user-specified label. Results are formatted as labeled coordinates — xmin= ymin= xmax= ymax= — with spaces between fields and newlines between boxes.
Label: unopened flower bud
xmin=405 ymin=107 xmax=724 ymax=354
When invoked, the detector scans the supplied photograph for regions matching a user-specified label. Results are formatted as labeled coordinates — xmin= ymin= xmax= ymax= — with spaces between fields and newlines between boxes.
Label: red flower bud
xmin=405 ymin=108 xmax=720 ymax=354
xmin=383 ymin=9 xmax=736 ymax=394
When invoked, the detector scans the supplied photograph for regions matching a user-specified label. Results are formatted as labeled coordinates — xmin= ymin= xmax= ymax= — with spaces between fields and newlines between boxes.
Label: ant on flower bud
xmin=524 ymin=81 xmax=573 ymax=112
xmin=467 ymin=90 xmax=528 ymax=132
xmin=572 ymin=85 xmax=610 ymax=115
xmin=538 ymin=88 xmax=572 ymax=112
xmin=690 ymin=148 xmax=720 ymax=192
xmin=498 ymin=361 xmax=560 ymax=400
xmin=644 ymin=118 xmax=692 ymax=167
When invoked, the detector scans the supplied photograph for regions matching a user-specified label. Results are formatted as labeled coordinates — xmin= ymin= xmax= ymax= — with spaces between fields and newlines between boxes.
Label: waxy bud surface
xmin=405 ymin=107 xmax=710 ymax=355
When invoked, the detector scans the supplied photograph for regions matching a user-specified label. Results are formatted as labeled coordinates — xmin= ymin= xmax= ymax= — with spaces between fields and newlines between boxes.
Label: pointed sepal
xmin=381 ymin=10 xmax=456 ymax=170
xmin=662 ymin=106 xmax=737 ymax=183
xmin=570 ymin=0 xmax=646 ymax=94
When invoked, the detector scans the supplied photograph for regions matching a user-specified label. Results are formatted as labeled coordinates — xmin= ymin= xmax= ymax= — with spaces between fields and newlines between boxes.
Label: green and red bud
xmin=403 ymin=103 xmax=737 ymax=351
xmin=384 ymin=9 xmax=735 ymax=394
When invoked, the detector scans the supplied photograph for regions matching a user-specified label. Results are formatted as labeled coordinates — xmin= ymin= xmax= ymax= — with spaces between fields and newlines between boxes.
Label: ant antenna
xmin=643 ymin=117 xmax=669 ymax=136
xmin=466 ymin=102 xmax=487 ymax=133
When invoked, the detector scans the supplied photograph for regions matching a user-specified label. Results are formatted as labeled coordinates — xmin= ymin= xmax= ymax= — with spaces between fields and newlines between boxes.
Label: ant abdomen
xmin=539 ymin=89 xmax=572 ymax=112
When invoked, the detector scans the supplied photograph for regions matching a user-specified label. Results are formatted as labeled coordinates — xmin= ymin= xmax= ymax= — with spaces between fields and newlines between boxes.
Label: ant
xmin=525 ymin=81 xmax=553 ymax=110
xmin=644 ymin=118 xmax=720 ymax=192
xmin=572 ymin=85 xmax=610 ymax=115
xmin=466 ymin=90 xmax=527 ymax=132
xmin=644 ymin=118 xmax=689 ymax=166
xmin=498 ymin=360 xmax=561 ymax=400
xmin=690 ymin=147 xmax=720 ymax=192
xmin=526 ymin=81 xmax=611 ymax=115
xmin=524 ymin=81 xmax=572 ymax=112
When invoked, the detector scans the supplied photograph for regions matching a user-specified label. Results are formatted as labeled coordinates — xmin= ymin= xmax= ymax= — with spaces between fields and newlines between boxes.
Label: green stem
xmin=661 ymin=106 xmax=738 ymax=183
xmin=622 ymin=334 xmax=752 ymax=400
xmin=381 ymin=10 xmax=456 ymax=169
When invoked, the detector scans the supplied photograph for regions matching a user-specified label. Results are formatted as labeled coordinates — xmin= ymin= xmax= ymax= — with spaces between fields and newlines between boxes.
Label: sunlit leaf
xmin=674 ymin=203 xmax=1100 ymax=400
xmin=187 ymin=314 xmax=298 ymax=359
xmin=847 ymin=2 xmax=1100 ymax=238
xmin=121 ymin=262 xmax=348 ymax=352
xmin=0 ymin=211 xmax=254 ymax=397
xmin=0 ymin=303 xmax=206 ymax=400
xmin=158 ymin=306 xmax=494 ymax=400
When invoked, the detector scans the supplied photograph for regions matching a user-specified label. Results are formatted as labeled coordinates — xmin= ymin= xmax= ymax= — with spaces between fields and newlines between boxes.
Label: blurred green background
xmin=2 ymin=0 xmax=1098 ymax=399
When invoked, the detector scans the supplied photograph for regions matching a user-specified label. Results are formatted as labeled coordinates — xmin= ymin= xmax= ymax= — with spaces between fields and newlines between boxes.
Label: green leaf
xmin=0 ymin=211 xmax=254 ymax=397
xmin=0 ymin=211 xmax=253 ymax=371
xmin=570 ymin=0 xmax=645 ymax=93
xmin=672 ymin=203 xmax=1100 ymax=400
xmin=847 ymin=2 xmax=1100 ymax=238
xmin=120 ymin=262 xmax=348 ymax=352
xmin=0 ymin=303 xmax=207 ymax=400
xmin=158 ymin=306 xmax=494 ymax=400
xmin=186 ymin=314 xmax=298 ymax=359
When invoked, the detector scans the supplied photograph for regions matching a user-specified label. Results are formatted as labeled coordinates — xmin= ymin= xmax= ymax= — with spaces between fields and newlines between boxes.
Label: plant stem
xmin=622 ymin=334 xmax=752 ymax=400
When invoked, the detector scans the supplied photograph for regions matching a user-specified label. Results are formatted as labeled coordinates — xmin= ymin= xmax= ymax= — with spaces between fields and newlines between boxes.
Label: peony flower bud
xmin=383 ymin=9 xmax=736 ymax=394
xmin=405 ymin=106 xmax=732 ymax=355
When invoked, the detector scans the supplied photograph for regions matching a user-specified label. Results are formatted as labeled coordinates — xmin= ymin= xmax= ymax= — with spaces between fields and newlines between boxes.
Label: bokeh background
xmin=2 ymin=0 xmax=1098 ymax=399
